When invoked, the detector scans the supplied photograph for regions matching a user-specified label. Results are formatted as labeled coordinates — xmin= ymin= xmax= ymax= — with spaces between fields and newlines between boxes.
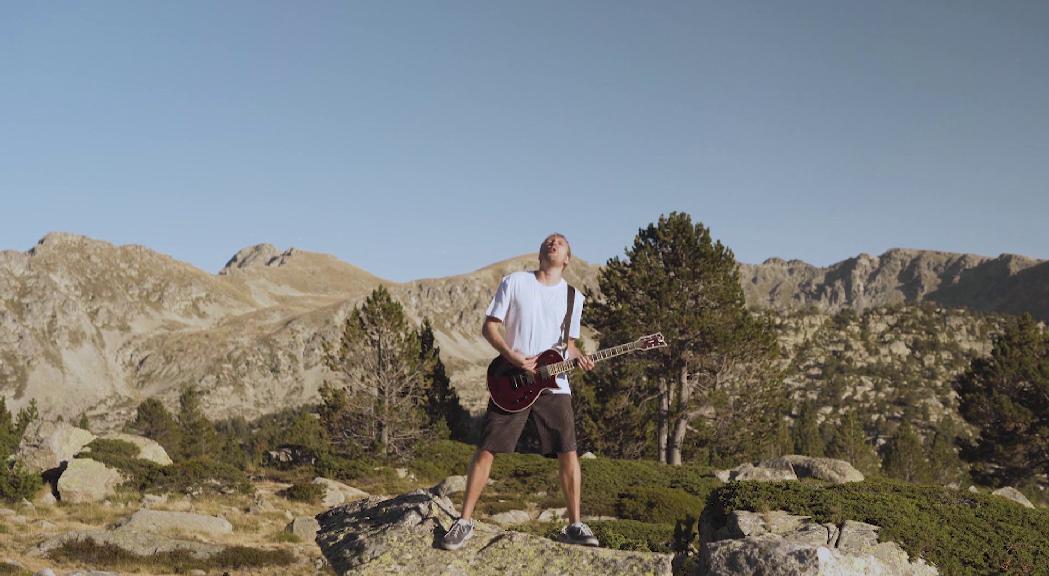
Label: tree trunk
xmin=658 ymin=377 xmax=668 ymax=464
xmin=667 ymin=365 xmax=692 ymax=466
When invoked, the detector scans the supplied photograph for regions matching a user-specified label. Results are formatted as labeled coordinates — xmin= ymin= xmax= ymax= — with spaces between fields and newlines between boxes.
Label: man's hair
xmin=541 ymin=233 xmax=572 ymax=259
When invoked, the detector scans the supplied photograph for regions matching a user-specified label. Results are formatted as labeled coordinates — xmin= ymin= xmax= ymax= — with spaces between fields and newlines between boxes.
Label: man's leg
xmin=460 ymin=448 xmax=494 ymax=521
xmin=557 ymin=450 xmax=581 ymax=523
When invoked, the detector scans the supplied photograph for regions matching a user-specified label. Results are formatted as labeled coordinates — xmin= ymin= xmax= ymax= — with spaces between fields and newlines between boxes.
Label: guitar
xmin=486 ymin=333 xmax=667 ymax=412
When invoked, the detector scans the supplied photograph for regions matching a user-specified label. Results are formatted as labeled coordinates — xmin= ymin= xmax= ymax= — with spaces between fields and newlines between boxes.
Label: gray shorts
xmin=479 ymin=393 xmax=577 ymax=455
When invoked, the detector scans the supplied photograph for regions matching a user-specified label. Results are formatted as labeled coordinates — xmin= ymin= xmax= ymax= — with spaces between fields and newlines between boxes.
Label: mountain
xmin=0 ymin=233 xmax=1042 ymax=429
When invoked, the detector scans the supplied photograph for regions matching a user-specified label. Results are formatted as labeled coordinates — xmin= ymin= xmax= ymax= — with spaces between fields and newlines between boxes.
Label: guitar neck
xmin=546 ymin=342 xmax=641 ymax=377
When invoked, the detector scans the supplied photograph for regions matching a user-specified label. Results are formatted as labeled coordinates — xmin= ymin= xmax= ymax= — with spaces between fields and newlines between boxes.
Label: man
xmin=440 ymin=233 xmax=598 ymax=550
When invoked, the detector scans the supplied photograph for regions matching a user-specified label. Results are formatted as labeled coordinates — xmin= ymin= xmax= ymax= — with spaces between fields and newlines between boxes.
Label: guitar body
xmin=486 ymin=349 xmax=565 ymax=413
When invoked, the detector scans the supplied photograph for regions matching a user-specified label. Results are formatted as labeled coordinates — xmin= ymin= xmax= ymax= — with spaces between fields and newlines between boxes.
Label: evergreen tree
xmin=419 ymin=318 xmax=469 ymax=441
xmin=927 ymin=417 xmax=968 ymax=486
xmin=0 ymin=398 xmax=17 ymax=458
xmin=588 ymin=212 xmax=781 ymax=465
xmin=882 ymin=421 xmax=932 ymax=483
xmin=793 ymin=402 xmax=825 ymax=457
xmin=827 ymin=411 xmax=881 ymax=476
xmin=128 ymin=398 xmax=181 ymax=455
xmin=955 ymin=313 xmax=1049 ymax=485
xmin=323 ymin=285 xmax=429 ymax=458
xmin=14 ymin=399 xmax=38 ymax=438
xmin=76 ymin=413 xmax=90 ymax=431
xmin=177 ymin=386 xmax=217 ymax=461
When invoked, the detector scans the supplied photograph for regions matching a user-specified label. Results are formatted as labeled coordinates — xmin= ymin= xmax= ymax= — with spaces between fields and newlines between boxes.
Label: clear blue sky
xmin=2 ymin=1 xmax=1046 ymax=281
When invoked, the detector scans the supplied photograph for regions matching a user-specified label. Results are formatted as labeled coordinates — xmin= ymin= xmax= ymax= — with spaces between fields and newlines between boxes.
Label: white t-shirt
xmin=485 ymin=271 xmax=584 ymax=394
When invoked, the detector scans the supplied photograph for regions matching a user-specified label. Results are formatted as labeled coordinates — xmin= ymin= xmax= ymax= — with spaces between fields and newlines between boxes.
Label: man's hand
xmin=569 ymin=344 xmax=594 ymax=372
xmin=510 ymin=352 xmax=538 ymax=374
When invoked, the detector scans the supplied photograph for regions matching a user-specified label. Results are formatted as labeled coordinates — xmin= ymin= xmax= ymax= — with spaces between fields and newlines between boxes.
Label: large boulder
xmin=15 ymin=421 xmax=95 ymax=473
xmin=55 ymin=458 xmax=123 ymax=503
xmin=98 ymin=433 xmax=173 ymax=466
xmin=717 ymin=461 xmax=798 ymax=483
xmin=286 ymin=516 xmax=321 ymax=541
xmin=315 ymin=490 xmax=674 ymax=575
xmin=113 ymin=509 xmax=233 ymax=538
xmin=990 ymin=487 xmax=1035 ymax=509
xmin=760 ymin=455 xmax=865 ymax=484
xmin=312 ymin=477 xmax=369 ymax=507
xmin=32 ymin=529 xmax=224 ymax=559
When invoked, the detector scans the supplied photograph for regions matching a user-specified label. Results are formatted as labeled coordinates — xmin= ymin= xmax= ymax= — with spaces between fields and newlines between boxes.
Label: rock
xmin=430 ymin=475 xmax=467 ymax=497
xmin=761 ymin=455 xmax=865 ymax=484
xmin=99 ymin=432 xmax=173 ymax=465
xmin=714 ymin=469 xmax=732 ymax=483
xmin=286 ymin=516 xmax=321 ymax=541
xmin=35 ymin=491 xmax=57 ymax=507
xmin=836 ymin=520 xmax=880 ymax=553
xmin=33 ymin=569 xmax=56 ymax=576
xmin=0 ymin=508 xmax=14 ymax=517
xmin=730 ymin=463 xmax=798 ymax=482
xmin=265 ymin=445 xmax=317 ymax=469
xmin=991 ymin=487 xmax=1035 ymax=509
xmin=313 ymin=477 xmax=369 ymax=507
xmin=700 ymin=534 xmax=937 ymax=576
xmin=538 ymin=507 xmax=567 ymax=522
xmin=488 ymin=509 xmax=532 ymax=526
xmin=32 ymin=529 xmax=224 ymax=559
xmin=141 ymin=493 xmax=168 ymax=508
xmin=56 ymin=458 xmax=123 ymax=503
xmin=114 ymin=509 xmax=233 ymax=538
xmin=15 ymin=421 xmax=95 ymax=473
xmin=581 ymin=451 xmax=597 ymax=459
xmin=315 ymin=490 xmax=674 ymax=575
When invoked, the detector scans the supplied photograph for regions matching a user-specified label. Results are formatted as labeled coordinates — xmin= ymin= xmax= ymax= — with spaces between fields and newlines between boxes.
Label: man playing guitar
xmin=441 ymin=233 xmax=599 ymax=550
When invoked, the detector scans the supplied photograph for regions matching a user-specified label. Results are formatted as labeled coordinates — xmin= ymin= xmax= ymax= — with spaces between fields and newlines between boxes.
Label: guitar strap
xmin=558 ymin=284 xmax=576 ymax=353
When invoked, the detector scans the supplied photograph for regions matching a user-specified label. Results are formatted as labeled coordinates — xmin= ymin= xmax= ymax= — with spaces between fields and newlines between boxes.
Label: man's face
xmin=539 ymin=234 xmax=571 ymax=269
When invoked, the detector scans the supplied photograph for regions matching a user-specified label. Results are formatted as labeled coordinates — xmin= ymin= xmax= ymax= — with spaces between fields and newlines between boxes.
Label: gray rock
xmin=700 ymin=534 xmax=937 ymax=576
xmin=141 ymin=493 xmax=167 ymax=508
xmin=15 ymin=421 xmax=95 ymax=473
xmin=114 ymin=509 xmax=233 ymax=537
xmin=55 ymin=458 xmax=123 ymax=503
xmin=0 ymin=508 xmax=14 ymax=517
xmin=32 ymin=529 xmax=223 ymax=559
xmin=836 ymin=520 xmax=880 ymax=553
xmin=761 ymin=455 xmax=864 ymax=484
xmin=488 ymin=509 xmax=532 ymax=526
xmin=731 ymin=463 xmax=798 ymax=482
xmin=430 ymin=474 xmax=467 ymax=497
xmin=538 ymin=507 xmax=567 ymax=523
xmin=991 ymin=486 xmax=1035 ymax=509
xmin=581 ymin=451 xmax=597 ymax=459
xmin=286 ymin=516 xmax=321 ymax=541
xmin=315 ymin=490 xmax=673 ymax=575
xmin=33 ymin=569 xmax=56 ymax=576
xmin=313 ymin=477 xmax=369 ymax=507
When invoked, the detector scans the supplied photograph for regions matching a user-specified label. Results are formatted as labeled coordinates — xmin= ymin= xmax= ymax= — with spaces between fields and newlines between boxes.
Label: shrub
xmin=77 ymin=438 xmax=164 ymax=489
xmin=141 ymin=457 xmax=252 ymax=496
xmin=615 ymin=486 xmax=705 ymax=525
xmin=281 ymin=481 xmax=324 ymax=504
xmin=0 ymin=461 xmax=43 ymax=502
xmin=587 ymin=519 xmax=676 ymax=553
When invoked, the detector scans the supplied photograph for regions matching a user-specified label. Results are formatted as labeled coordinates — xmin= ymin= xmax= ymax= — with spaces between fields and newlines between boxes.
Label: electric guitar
xmin=486 ymin=333 xmax=667 ymax=412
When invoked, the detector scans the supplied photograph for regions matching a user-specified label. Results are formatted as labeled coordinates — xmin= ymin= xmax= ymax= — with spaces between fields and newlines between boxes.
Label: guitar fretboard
xmin=545 ymin=342 xmax=641 ymax=377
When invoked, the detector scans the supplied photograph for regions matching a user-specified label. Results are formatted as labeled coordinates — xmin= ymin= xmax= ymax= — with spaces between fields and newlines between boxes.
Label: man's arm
xmin=566 ymin=338 xmax=595 ymax=372
xmin=482 ymin=316 xmax=538 ymax=373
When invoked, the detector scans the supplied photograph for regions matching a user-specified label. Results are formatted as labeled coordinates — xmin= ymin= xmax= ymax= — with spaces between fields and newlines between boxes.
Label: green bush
xmin=709 ymin=479 xmax=1049 ymax=576
xmin=141 ymin=457 xmax=252 ymax=496
xmin=587 ymin=519 xmax=676 ymax=553
xmin=0 ymin=461 xmax=43 ymax=502
xmin=409 ymin=439 xmax=475 ymax=482
xmin=615 ymin=486 xmax=705 ymax=524
xmin=281 ymin=481 xmax=324 ymax=504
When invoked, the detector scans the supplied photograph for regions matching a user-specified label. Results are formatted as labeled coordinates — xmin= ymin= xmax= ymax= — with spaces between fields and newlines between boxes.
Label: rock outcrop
xmin=15 ymin=422 xmax=95 ymax=473
xmin=699 ymin=510 xmax=937 ymax=576
xmin=113 ymin=509 xmax=233 ymax=538
xmin=314 ymin=490 xmax=674 ymax=575
xmin=55 ymin=458 xmax=123 ymax=503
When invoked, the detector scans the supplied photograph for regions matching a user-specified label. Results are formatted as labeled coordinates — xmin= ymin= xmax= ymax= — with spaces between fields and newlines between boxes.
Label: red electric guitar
xmin=486 ymin=333 xmax=667 ymax=412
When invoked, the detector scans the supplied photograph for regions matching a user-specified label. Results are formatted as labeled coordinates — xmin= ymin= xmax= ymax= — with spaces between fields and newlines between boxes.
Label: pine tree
xmin=177 ymin=386 xmax=217 ymax=461
xmin=323 ymin=285 xmax=429 ymax=458
xmin=882 ymin=421 xmax=932 ymax=483
xmin=955 ymin=313 xmax=1049 ymax=485
xmin=0 ymin=398 xmax=17 ymax=458
xmin=793 ymin=402 xmax=825 ymax=457
xmin=927 ymin=417 xmax=968 ymax=486
xmin=827 ymin=411 xmax=881 ymax=476
xmin=419 ymin=319 xmax=469 ymax=440
xmin=588 ymin=212 xmax=781 ymax=465
xmin=14 ymin=399 xmax=38 ymax=437
xmin=128 ymin=398 xmax=181 ymax=455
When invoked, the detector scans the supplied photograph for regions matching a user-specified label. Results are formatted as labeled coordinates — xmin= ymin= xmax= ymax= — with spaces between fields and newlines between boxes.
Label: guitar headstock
xmin=636 ymin=333 xmax=667 ymax=350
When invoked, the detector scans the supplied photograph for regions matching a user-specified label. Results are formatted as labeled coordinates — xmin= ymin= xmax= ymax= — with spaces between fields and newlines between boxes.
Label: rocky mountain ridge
xmin=0 ymin=232 xmax=1042 ymax=427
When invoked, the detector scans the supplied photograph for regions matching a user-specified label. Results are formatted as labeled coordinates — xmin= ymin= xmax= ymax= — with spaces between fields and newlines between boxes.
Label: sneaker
xmin=440 ymin=518 xmax=474 ymax=550
xmin=561 ymin=522 xmax=599 ymax=546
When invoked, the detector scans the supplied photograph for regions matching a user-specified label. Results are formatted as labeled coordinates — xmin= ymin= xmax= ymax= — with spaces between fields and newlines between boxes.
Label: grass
xmin=48 ymin=539 xmax=296 ymax=573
